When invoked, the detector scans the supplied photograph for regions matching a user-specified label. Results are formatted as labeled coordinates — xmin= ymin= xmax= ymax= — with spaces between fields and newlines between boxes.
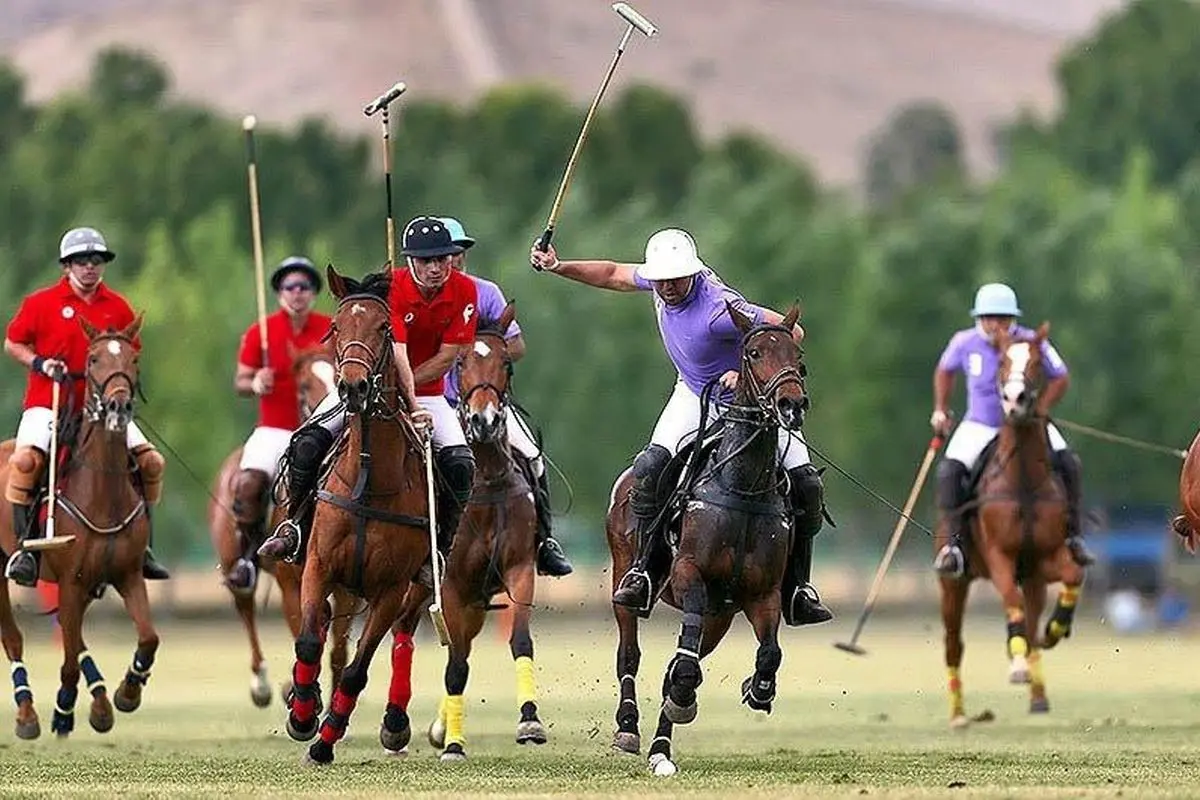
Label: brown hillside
xmin=0 ymin=0 xmax=1122 ymax=185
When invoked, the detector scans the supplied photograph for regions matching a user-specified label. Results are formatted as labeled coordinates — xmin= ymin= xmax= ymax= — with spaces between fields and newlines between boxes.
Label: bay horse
xmin=208 ymin=342 xmax=360 ymax=708
xmin=606 ymin=302 xmax=807 ymax=776
xmin=285 ymin=266 xmax=432 ymax=765
xmin=938 ymin=323 xmax=1086 ymax=728
xmin=423 ymin=302 xmax=547 ymax=761
xmin=0 ymin=315 xmax=160 ymax=738
xmin=1171 ymin=435 xmax=1200 ymax=555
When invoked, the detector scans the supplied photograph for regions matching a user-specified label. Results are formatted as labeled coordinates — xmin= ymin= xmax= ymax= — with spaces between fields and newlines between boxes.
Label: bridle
xmin=82 ymin=333 xmax=140 ymax=430
xmin=455 ymin=329 xmax=513 ymax=442
xmin=737 ymin=323 xmax=809 ymax=422
xmin=330 ymin=294 xmax=401 ymax=418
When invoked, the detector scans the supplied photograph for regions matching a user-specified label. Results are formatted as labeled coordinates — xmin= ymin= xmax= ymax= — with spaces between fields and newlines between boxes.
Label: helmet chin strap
xmin=67 ymin=270 xmax=102 ymax=294
xmin=408 ymin=260 xmax=448 ymax=291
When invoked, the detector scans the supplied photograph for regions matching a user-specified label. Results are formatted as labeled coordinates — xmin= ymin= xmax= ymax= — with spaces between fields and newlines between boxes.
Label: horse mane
xmin=477 ymin=318 xmax=507 ymax=337
xmin=340 ymin=268 xmax=391 ymax=303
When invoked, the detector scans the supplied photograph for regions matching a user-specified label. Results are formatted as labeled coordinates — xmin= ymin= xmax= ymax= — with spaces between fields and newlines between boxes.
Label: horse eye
xmin=748 ymin=348 xmax=760 ymax=359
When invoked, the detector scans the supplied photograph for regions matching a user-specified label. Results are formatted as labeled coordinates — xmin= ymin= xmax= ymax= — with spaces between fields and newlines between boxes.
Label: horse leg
xmin=287 ymin=559 xmax=330 ymax=743
xmin=327 ymin=589 xmax=353 ymax=695
xmin=51 ymin=584 xmax=83 ymax=738
xmin=740 ymin=597 xmax=783 ymax=716
xmin=236 ymin=591 xmax=271 ymax=708
xmin=1023 ymin=577 xmax=1049 ymax=714
xmin=306 ymin=587 xmax=406 ymax=766
xmin=1 ymin=580 xmax=39 ymax=739
xmin=381 ymin=585 xmax=428 ymax=755
xmin=940 ymin=576 xmax=971 ymax=728
xmin=612 ymin=602 xmax=642 ymax=754
xmin=647 ymin=612 xmax=733 ymax=777
xmin=1043 ymin=555 xmax=1084 ymax=651
xmin=661 ymin=561 xmax=706 ymax=728
xmin=113 ymin=575 xmax=160 ymax=716
xmin=981 ymin=542 xmax=1030 ymax=684
xmin=274 ymin=564 xmax=302 ymax=702
xmin=507 ymin=565 xmax=546 ymax=746
xmin=438 ymin=601 xmax=487 ymax=763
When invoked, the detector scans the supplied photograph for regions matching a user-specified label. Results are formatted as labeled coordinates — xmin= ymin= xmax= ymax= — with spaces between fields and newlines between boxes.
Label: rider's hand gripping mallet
xmin=533 ymin=3 xmax=658 ymax=260
xmin=242 ymin=115 xmax=270 ymax=368
xmin=834 ymin=436 xmax=943 ymax=656
xmin=424 ymin=433 xmax=451 ymax=647
xmin=25 ymin=379 xmax=76 ymax=552
xmin=363 ymin=82 xmax=408 ymax=267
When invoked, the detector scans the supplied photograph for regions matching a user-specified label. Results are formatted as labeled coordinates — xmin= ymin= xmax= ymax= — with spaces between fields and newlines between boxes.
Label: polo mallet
xmin=25 ymin=380 xmax=76 ymax=552
xmin=242 ymin=114 xmax=269 ymax=366
xmin=423 ymin=434 xmax=451 ymax=647
xmin=533 ymin=3 xmax=657 ymax=260
xmin=363 ymin=81 xmax=407 ymax=267
xmin=834 ymin=435 xmax=943 ymax=656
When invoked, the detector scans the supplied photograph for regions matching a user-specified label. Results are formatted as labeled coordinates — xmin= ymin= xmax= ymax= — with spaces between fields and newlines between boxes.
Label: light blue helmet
xmin=970 ymin=283 xmax=1021 ymax=318
xmin=438 ymin=217 xmax=475 ymax=250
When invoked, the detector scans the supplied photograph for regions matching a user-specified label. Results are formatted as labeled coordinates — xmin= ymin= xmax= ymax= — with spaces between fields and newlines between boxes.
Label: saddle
xmin=960 ymin=436 xmax=1060 ymax=516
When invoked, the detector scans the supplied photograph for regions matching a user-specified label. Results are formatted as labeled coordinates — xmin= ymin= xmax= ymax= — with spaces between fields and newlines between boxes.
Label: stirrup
xmin=4 ymin=550 xmax=39 ymax=588
xmin=612 ymin=568 xmax=652 ymax=612
xmin=258 ymin=519 xmax=302 ymax=563
xmin=933 ymin=544 xmax=965 ymax=578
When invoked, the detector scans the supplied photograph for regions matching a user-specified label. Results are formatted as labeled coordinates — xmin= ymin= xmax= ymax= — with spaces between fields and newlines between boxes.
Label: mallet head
xmin=612 ymin=2 xmax=658 ymax=36
xmin=364 ymin=82 xmax=408 ymax=117
xmin=242 ymin=114 xmax=257 ymax=132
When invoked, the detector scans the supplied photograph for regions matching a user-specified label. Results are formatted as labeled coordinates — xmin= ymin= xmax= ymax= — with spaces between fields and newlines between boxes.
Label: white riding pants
xmin=307 ymin=392 xmax=467 ymax=450
xmin=238 ymin=426 xmax=294 ymax=481
xmin=944 ymin=419 xmax=1068 ymax=469
xmin=15 ymin=406 xmax=149 ymax=452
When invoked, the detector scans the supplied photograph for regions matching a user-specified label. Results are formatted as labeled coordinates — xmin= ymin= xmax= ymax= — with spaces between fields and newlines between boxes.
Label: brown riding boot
xmin=131 ymin=444 xmax=170 ymax=580
xmin=228 ymin=468 xmax=270 ymax=593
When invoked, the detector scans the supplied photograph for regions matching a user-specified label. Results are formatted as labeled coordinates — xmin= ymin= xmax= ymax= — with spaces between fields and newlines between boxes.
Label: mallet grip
xmin=534 ymin=227 xmax=554 ymax=261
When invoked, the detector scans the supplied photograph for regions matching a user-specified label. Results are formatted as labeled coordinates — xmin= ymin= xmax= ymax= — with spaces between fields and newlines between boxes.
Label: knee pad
xmin=436 ymin=445 xmax=475 ymax=503
xmin=5 ymin=447 xmax=45 ymax=505
xmin=787 ymin=464 xmax=825 ymax=538
xmin=290 ymin=427 xmax=334 ymax=478
xmin=630 ymin=444 xmax=671 ymax=518
xmin=936 ymin=459 xmax=969 ymax=510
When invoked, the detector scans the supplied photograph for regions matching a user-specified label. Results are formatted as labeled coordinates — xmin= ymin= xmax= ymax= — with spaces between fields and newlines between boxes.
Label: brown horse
xmin=0 ymin=316 xmax=161 ymax=739
xmin=284 ymin=266 xmax=432 ymax=765
xmin=0 ymin=519 xmax=37 ymax=739
xmin=938 ymin=323 xmax=1086 ymax=728
xmin=208 ymin=342 xmax=359 ymax=708
xmin=606 ymin=303 xmax=807 ymax=776
xmin=1171 ymin=435 xmax=1200 ymax=554
xmin=422 ymin=302 xmax=547 ymax=761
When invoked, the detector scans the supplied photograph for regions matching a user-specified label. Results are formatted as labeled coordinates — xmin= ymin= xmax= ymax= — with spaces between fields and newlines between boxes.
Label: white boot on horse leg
xmin=649 ymin=751 xmax=678 ymax=777
xmin=250 ymin=664 xmax=271 ymax=708
xmin=1008 ymin=653 xmax=1031 ymax=685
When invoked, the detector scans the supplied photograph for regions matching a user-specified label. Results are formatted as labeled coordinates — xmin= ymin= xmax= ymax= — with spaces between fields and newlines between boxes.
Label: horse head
xmin=996 ymin=322 xmax=1049 ymax=425
xmin=726 ymin=301 xmax=808 ymax=431
xmin=80 ymin=314 xmax=143 ymax=434
xmin=289 ymin=340 xmax=337 ymax=422
xmin=325 ymin=264 xmax=395 ymax=415
xmin=457 ymin=302 xmax=516 ymax=446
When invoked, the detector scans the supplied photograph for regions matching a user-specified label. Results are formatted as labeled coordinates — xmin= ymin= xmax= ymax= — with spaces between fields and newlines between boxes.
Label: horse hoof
xmin=382 ymin=745 xmax=409 ymax=758
xmin=612 ymin=731 xmax=641 ymax=755
xmin=662 ymin=697 xmax=697 ymax=725
xmin=279 ymin=679 xmax=293 ymax=702
xmin=1008 ymin=657 xmax=1030 ymax=685
xmin=428 ymin=716 xmax=446 ymax=749
xmin=114 ymin=683 xmax=142 ymax=714
xmin=949 ymin=714 xmax=970 ymax=730
xmin=307 ymin=740 xmax=334 ymax=765
xmin=516 ymin=719 xmax=548 ymax=745
xmin=15 ymin=717 xmax=40 ymax=741
xmin=649 ymin=752 xmax=678 ymax=777
xmin=440 ymin=743 xmax=467 ymax=763
xmin=250 ymin=668 xmax=271 ymax=708
xmin=1030 ymin=697 xmax=1051 ymax=714
xmin=380 ymin=722 xmax=412 ymax=753
xmin=740 ymin=676 xmax=774 ymax=715
xmin=287 ymin=713 xmax=319 ymax=742
xmin=90 ymin=694 xmax=114 ymax=733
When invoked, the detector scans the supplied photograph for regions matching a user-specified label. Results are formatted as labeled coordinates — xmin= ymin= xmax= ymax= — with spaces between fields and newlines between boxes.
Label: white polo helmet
xmin=970 ymin=282 xmax=1021 ymax=318
xmin=636 ymin=228 xmax=705 ymax=282
xmin=59 ymin=227 xmax=115 ymax=263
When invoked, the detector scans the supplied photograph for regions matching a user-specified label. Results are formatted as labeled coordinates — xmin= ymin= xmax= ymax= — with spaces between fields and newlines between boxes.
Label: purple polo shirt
xmin=446 ymin=275 xmax=520 ymax=405
xmin=937 ymin=325 xmax=1069 ymax=427
xmin=634 ymin=269 xmax=766 ymax=398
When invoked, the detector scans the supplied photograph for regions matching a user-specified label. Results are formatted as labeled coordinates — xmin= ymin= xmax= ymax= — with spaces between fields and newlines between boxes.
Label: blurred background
xmin=0 ymin=0 xmax=1195 ymax=635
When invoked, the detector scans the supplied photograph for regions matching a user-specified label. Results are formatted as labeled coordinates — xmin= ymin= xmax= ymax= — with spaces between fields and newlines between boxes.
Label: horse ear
xmin=124 ymin=312 xmax=144 ymax=341
xmin=726 ymin=300 xmax=753 ymax=333
xmin=782 ymin=302 xmax=801 ymax=331
xmin=326 ymin=264 xmax=348 ymax=299
xmin=79 ymin=318 xmax=100 ymax=340
xmin=497 ymin=300 xmax=517 ymax=333
xmin=1035 ymin=321 xmax=1051 ymax=342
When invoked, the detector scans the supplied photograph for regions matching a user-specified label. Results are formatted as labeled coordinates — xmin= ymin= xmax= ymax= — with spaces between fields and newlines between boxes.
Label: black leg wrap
xmin=435 ymin=445 xmax=475 ymax=552
xmin=295 ymin=632 xmax=322 ymax=666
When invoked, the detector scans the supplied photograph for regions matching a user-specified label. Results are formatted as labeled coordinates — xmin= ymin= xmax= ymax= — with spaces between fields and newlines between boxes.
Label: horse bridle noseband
xmin=330 ymin=294 xmax=399 ymax=417
xmin=455 ymin=331 xmax=513 ymax=438
xmin=82 ymin=333 xmax=141 ymax=426
xmin=738 ymin=324 xmax=809 ymax=421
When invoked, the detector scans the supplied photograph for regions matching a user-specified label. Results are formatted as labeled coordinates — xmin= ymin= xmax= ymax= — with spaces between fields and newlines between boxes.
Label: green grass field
xmin=0 ymin=605 xmax=1198 ymax=798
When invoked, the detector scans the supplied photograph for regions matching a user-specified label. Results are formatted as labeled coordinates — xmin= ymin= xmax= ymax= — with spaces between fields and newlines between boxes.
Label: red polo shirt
xmin=388 ymin=268 xmax=477 ymax=396
xmin=237 ymin=309 xmax=332 ymax=430
xmin=6 ymin=278 xmax=138 ymax=410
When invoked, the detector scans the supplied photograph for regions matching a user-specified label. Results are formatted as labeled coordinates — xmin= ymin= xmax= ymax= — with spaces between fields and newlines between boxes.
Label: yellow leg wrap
xmin=947 ymin=666 xmax=964 ymax=717
xmin=444 ymin=694 xmax=465 ymax=747
xmin=1008 ymin=635 xmax=1029 ymax=659
xmin=1059 ymin=585 xmax=1080 ymax=609
xmin=515 ymin=656 xmax=537 ymax=707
